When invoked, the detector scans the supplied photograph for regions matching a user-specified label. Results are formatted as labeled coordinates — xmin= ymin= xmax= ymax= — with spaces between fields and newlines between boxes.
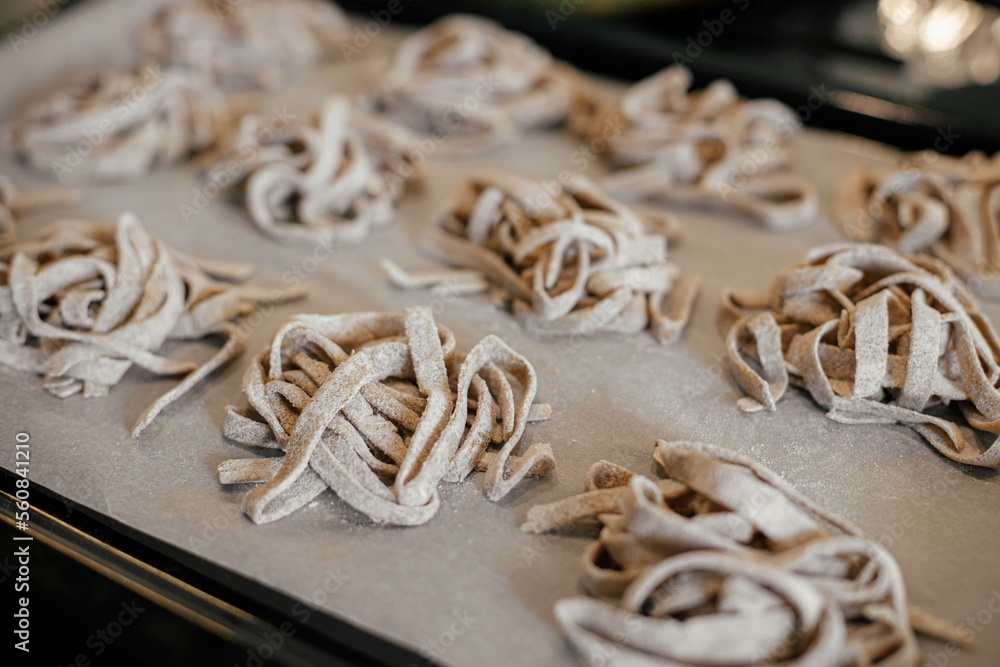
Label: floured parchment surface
xmin=1 ymin=2 xmax=998 ymax=666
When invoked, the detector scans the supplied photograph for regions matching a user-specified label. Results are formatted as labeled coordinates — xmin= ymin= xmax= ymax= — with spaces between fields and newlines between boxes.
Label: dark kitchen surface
xmin=0 ymin=469 xmax=423 ymax=667
xmin=0 ymin=518 xmax=249 ymax=667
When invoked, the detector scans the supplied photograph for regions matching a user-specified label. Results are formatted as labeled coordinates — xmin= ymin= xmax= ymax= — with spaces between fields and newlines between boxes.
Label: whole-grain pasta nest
xmin=522 ymin=440 xmax=965 ymax=666
xmin=218 ymin=306 xmax=556 ymax=526
xmin=138 ymin=0 xmax=351 ymax=89
xmin=207 ymin=96 xmax=420 ymax=246
xmin=384 ymin=171 xmax=700 ymax=342
xmin=369 ymin=14 xmax=577 ymax=156
xmin=570 ymin=65 xmax=818 ymax=232
xmin=4 ymin=63 xmax=231 ymax=183
xmin=0 ymin=212 xmax=305 ymax=435
xmin=720 ymin=242 xmax=1000 ymax=468
xmin=835 ymin=150 xmax=1000 ymax=299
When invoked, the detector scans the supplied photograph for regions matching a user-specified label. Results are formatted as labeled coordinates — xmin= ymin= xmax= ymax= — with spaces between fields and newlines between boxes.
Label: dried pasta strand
xmin=0 ymin=212 xmax=306 ymax=436
xmin=380 ymin=259 xmax=490 ymax=295
xmin=524 ymin=440 xmax=960 ymax=666
xmin=720 ymin=242 xmax=1000 ymax=468
xmin=384 ymin=171 xmax=699 ymax=342
xmin=218 ymin=306 xmax=556 ymax=526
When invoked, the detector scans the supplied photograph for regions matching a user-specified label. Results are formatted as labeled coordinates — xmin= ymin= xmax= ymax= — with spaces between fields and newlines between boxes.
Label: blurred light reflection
xmin=879 ymin=0 xmax=1000 ymax=84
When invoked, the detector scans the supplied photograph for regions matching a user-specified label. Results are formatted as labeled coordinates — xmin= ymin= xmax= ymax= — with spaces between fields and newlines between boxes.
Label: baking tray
xmin=1 ymin=1 xmax=999 ymax=665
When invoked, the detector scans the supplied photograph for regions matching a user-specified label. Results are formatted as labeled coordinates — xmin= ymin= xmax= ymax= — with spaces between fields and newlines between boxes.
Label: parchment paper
xmin=1 ymin=2 xmax=998 ymax=665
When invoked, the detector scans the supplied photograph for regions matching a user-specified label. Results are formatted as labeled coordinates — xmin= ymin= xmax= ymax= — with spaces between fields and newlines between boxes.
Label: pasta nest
xmin=386 ymin=171 xmax=700 ymax=342
xmin=371 ymin=14 xmax=574 ymax=155
xmin=208 ymin=96 xmax=419 ymax=246
xmin=836 ymin=150 xmax=1000 ymax=299
xmin=219 ymin=306 xmax=556 ymax=526
xmin=138 ymin=0 xmax=351 ymax=89
xmin=721 ymin=243 xmax=1000 ymax=468
xmin=571 ymin=66 xmax=818 ymax=232
xmin=0 ymin=212 xmax=305 ymax=435
xmin=524 ymin=440 xmax=961 ymax=666
xmin=5 ymin=63 xmax=227 ymax=182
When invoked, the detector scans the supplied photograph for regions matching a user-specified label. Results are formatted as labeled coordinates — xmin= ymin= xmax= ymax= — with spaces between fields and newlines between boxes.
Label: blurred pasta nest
xmin=138 ymin=0 xmax=351 ymax=89
xmin=370 ymin=14 xmax=575 ymax=155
